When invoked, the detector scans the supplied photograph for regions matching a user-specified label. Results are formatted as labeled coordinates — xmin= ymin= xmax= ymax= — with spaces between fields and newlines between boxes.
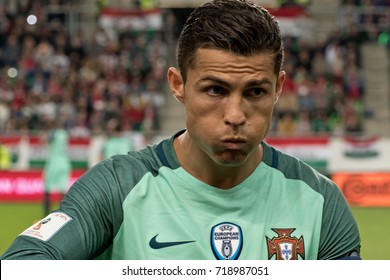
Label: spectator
xmin=34 ymin=38 xmax=55 ymax=80
xmin=296 ymin=70 xmax=316 ymax=113
xmin=1 ymin=33 xmax=21 ymax=67
xmin=277 ymin=112 xmax=296 ymax=136
xmin=296 ymin=111 xmax=313 ymax=136
xmin=311 ymin=49 xmax=328 ymax=77
xmin=69 ymin=109 xmax=90 ymax=138
xmin=311 ymin=110 xmax=332 ymax=135
xmin=66 ymin=33 xmax=86 ymax=69
xmin=141 ymin=78 xmax=165 ymax=131
xmin=343 ymin=64 xmax=365 ymax=100
xmin=324 ymin=38 xmax=345 ymax=80
xmin=344 ymin=111 xmax=364 ymax=134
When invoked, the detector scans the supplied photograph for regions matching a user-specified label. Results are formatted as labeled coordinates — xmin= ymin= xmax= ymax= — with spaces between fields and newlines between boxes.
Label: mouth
xmin=221 ymin=137 xmax=247 ymax=150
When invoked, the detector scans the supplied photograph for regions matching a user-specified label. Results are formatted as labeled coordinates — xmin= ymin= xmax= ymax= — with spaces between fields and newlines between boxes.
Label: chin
xmin=214 ymin=153 xmax=248 ymax=167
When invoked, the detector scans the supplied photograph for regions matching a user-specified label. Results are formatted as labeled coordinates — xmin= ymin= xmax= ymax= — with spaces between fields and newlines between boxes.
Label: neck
xmin=173 ymin=131 xmax=263 ymax=190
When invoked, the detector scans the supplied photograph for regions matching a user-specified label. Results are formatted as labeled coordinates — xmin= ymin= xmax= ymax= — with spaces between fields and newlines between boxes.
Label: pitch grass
xmin=351 ymin=207 xmax=390 ymax=260
xmin=0 ymin=203 xmax=389 ymax=259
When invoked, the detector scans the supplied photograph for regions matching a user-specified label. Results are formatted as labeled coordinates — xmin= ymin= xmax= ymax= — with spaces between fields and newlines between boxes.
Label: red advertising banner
xmin=332 ymin=173 xmax=390 ymax=207
xmin=0 ymin=170 xmax=85 ymax=202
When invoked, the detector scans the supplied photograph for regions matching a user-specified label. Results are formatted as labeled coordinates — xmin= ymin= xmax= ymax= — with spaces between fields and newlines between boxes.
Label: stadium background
xmin=0 ymin=0 xmax=389 ymax=259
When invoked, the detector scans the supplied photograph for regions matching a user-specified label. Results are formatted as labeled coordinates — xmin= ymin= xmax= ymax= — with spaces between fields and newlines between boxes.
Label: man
xmin=1 ymin=0 xmax=360 ymax=260
xmin=42 ymin=127 xmax=71 ymax=217
xmin=0 ymin=140 xmax=12 ymax=170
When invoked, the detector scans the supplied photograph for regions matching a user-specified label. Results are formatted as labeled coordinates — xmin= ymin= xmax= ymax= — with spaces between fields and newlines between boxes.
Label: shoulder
xmin=61 ymin=141 xmax=169 ymax=239
xmin=261 ymin=141 xmax=348 ymax=215
xmin=83 ymin=142 xmax=165 ymax=189
xmin=261 ymin=141 xmax=335 ymax=195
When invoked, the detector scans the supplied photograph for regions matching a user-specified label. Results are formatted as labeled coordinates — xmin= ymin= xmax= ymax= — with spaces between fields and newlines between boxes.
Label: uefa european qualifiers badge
xmin=210 ymin=222 xmax=243 ymax=260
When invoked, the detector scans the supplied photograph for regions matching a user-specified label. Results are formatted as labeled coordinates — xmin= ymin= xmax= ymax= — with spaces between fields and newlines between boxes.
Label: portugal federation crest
xmin=266 ymin=228 xmax=305 ymax=260
xmin=211 ymin=222 xmax=243 ymax=260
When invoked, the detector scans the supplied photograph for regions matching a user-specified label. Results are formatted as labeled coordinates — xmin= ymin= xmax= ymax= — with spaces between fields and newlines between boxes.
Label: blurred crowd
xmin=271 ymin=0 xmax=390 ymax=137
xmin=0 ymin=0 xmax=167 ymax=139
xmin=272 ymin=31 xmax=366 ymax=137
xmin=339 ymin=0 xmax=390 ymax=43
xmin=0 ymin=0 xmax=388 ymax=139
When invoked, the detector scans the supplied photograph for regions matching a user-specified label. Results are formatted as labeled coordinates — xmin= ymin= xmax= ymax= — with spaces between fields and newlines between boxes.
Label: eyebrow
xmin=196 ymin=75 xmax=273 ymax=88
xmin=196 ymin=75 xmax=229 ymax=88
xmin=245 ymin=78 xmax=273 ymax=88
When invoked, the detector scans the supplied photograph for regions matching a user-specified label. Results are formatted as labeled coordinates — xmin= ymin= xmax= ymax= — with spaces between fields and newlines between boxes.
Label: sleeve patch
xmin=20 ymin=212 xmax=72 ymax=241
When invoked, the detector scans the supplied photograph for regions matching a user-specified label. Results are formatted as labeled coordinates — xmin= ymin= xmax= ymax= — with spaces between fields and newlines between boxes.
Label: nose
xmin=224 ymin=95 xmax=246 ymax=127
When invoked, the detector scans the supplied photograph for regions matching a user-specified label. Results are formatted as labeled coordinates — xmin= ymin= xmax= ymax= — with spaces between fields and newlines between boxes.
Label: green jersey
xmin=43 ymin=129 xmax=71 ymax=193
xmin=1 ymin=131 xmax=360 ymax=260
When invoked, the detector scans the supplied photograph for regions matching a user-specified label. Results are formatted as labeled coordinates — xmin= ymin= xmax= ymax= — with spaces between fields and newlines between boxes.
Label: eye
xmin=206 ymin=86 xmax=225 ymax=96
xmin=247 ymin=87 xmax=266 ymax=97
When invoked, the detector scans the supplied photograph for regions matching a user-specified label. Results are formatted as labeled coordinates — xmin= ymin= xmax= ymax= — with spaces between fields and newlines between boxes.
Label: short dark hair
xmin=176 ymin=0 xmax=284 ymax=83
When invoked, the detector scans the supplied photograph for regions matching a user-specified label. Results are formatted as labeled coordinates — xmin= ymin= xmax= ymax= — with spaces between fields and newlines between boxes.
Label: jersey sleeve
xmin=1 ymin=159 xmax=127 ymax=260
xmin=317 ymin=178 xmax=361 ymax=260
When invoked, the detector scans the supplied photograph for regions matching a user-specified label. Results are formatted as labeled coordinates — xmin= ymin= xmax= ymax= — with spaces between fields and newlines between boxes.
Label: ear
xmin=167 ymin=67 xmax=185 ymax=104
xmin=274 ymin=70 xmax=286 ymax=105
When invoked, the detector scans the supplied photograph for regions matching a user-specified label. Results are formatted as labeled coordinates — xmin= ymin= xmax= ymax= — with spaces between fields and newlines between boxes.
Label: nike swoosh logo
xmin=149 ymin=234 xmax=195 ymax=249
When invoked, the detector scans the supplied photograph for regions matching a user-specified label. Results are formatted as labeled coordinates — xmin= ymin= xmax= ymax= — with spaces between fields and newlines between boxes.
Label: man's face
xmin=170 ymin=48 xmax=285 ymax=167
